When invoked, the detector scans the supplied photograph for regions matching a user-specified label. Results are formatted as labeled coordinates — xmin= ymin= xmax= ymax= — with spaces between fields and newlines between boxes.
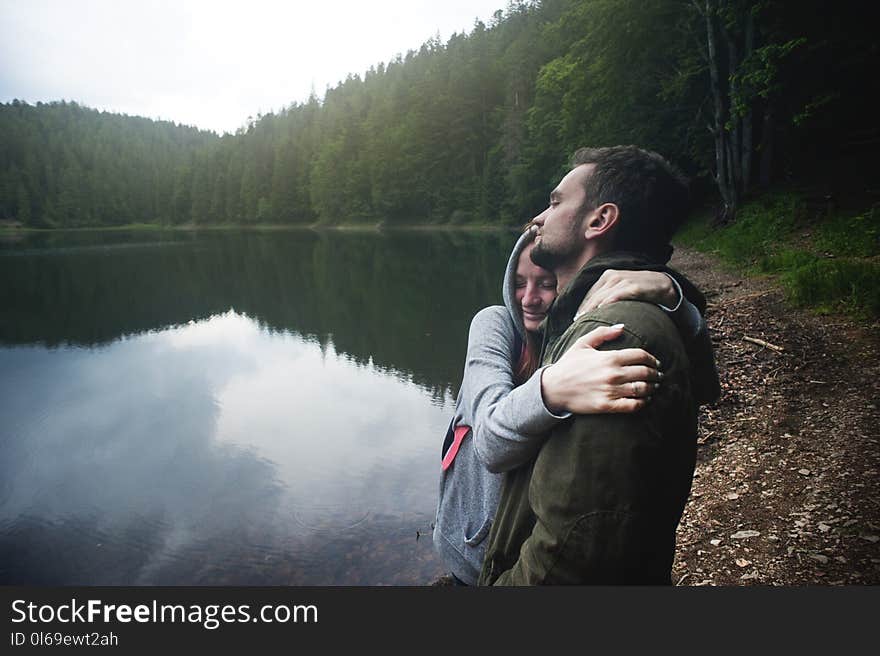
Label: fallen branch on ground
xmin=743 ymin=335 xmax=785 ymax=352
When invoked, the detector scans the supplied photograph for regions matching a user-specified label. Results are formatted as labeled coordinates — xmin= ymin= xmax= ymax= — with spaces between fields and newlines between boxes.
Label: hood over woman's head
xmin=502 ymin=226 xmax=557 ymax=338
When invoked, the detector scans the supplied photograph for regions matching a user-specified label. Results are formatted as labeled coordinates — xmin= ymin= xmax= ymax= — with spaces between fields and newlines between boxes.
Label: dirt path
xmin=670 ymin=247 xmax=880 ymax=585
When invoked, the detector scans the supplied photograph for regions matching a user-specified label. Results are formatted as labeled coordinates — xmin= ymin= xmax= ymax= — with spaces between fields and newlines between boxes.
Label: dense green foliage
xmin=1 ymin=0 xmax=876 ymax=228
xmin=676 ymin=193 xmax=880 ymax=317
xmin=0 ymin=102 xmax=217 ymax=226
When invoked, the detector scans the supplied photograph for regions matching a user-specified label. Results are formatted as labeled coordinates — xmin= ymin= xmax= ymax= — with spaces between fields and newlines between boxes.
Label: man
xmin=478 ymin=145 xmax=717 ymax=585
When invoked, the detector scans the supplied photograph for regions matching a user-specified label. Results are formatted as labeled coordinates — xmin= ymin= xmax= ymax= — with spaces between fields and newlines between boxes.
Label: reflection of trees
xmin=0 ymin=230 xmax=512 ymax=394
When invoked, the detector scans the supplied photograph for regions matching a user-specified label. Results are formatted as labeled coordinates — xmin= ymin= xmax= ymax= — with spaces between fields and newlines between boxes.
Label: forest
xmin=0 ymin=0 xmax=876 ymax=229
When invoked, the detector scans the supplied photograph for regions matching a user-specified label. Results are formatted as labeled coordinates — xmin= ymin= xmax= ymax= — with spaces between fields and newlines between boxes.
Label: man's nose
xmin=532 ymin=207 xmax=548 ymax=225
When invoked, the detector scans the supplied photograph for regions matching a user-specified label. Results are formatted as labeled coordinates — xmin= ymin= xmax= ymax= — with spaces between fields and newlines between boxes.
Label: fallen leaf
xmin=735 ymin=558 xmax=752 ymax=567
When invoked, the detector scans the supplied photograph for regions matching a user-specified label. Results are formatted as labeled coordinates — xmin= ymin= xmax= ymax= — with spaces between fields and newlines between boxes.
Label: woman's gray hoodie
xmin=432 ymin=231 xmax=708 ymax=584
xmin=433 ymin=231 xmax=568 ymax=584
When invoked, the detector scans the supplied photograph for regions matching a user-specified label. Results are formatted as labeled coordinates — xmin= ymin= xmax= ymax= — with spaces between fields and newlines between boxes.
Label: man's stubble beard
xmin=530 ymin=238 xmax=566 ymax=271
xmin=530 ymin=218 xmax=586 ymax=272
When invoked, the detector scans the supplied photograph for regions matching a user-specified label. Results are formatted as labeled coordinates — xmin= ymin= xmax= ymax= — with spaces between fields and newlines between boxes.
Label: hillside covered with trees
xmin=1 ymin=0 xmax=876 ymax=228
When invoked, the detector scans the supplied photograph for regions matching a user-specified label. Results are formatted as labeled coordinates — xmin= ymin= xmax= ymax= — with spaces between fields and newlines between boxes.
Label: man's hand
xmin=540 ymin=324 xmax=662 ymax=415
xmin=576 ymin=270 xmax=679 ymax=316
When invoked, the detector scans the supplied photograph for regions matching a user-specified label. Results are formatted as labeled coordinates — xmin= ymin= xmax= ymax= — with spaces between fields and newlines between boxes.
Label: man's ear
xmin=583 ymin=203 xmax=619 ymax=240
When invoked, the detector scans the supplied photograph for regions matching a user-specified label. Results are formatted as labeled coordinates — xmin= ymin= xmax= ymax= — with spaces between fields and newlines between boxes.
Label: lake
xmin=0 ymin=228 xmax=513 ymax=585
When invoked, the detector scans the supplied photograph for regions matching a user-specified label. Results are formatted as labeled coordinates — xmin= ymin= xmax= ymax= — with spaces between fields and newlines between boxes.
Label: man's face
xmin=530 ymin=164 xmax=594 ymax=272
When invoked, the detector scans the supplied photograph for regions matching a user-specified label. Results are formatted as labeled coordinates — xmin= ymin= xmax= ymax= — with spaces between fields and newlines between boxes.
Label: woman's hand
xmin=576 ymin=270 xmax=679 ymax=316
xmin=540 ymin=324 xmax=661 ymax=415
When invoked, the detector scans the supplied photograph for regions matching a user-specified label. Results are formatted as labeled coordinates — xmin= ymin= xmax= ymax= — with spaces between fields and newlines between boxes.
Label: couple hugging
xmin=434 ymin=145 xmax=720 ymax=585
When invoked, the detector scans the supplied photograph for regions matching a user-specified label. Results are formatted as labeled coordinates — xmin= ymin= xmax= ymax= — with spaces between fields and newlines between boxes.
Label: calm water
xmin=0 ymin=228 xmax=512 ymax=585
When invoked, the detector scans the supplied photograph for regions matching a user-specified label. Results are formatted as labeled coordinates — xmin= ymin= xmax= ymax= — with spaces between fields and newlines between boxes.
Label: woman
xmin=433 ymin=227 xmax=704 ymax=585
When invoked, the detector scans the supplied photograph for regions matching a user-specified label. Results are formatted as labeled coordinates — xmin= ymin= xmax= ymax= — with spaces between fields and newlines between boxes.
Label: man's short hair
xmin=571 ymin=146 xmax=689 ymax=262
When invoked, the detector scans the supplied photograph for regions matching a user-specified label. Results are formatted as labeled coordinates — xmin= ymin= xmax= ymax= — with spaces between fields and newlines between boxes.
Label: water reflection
xmin=0 ymin=229 xmax=513 ymax=584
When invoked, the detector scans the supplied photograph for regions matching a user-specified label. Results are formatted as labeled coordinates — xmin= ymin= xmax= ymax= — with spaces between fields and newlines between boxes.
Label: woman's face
xmin=515 ymin=243 xmax=558 ymax=333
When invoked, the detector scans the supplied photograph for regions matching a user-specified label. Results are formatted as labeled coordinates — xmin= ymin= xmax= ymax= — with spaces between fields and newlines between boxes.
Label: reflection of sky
xmin=0 ymin=311 xmax=453 ymax=584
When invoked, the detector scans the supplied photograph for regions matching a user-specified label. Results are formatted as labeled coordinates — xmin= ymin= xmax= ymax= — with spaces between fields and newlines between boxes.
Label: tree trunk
xmin=741 ymin=8 xmax=755 ymax=193
xmin=759 ymin=101 xmax=775 ymax=187
xmin=725 ymin=138 xmax=739 ymax=215
xmin=725 ymin=23 xmax=742 ymax=193
xmin=704 ymin=0 xmax=735 ymax=222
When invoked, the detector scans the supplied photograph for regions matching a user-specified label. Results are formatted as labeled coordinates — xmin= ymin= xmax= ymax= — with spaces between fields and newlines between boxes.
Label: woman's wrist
xmin=658 ymin=273 xmax=683 ymax=311
xmin=539 ymin=364 xmax=568 ymax=415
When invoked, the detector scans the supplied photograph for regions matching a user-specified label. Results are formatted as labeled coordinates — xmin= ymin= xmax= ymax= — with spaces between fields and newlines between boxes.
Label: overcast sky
xmin=0 ymin=0 xmax=506 ymax=134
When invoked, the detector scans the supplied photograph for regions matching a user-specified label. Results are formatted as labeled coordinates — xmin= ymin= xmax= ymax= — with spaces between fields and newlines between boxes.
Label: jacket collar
xmin=543 ymin=251 xmax=707 ymax=347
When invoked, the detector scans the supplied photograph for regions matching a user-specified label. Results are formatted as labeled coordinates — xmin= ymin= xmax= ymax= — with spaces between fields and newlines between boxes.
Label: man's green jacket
xmin=479 ymin=252 xmax=713 ymax=585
